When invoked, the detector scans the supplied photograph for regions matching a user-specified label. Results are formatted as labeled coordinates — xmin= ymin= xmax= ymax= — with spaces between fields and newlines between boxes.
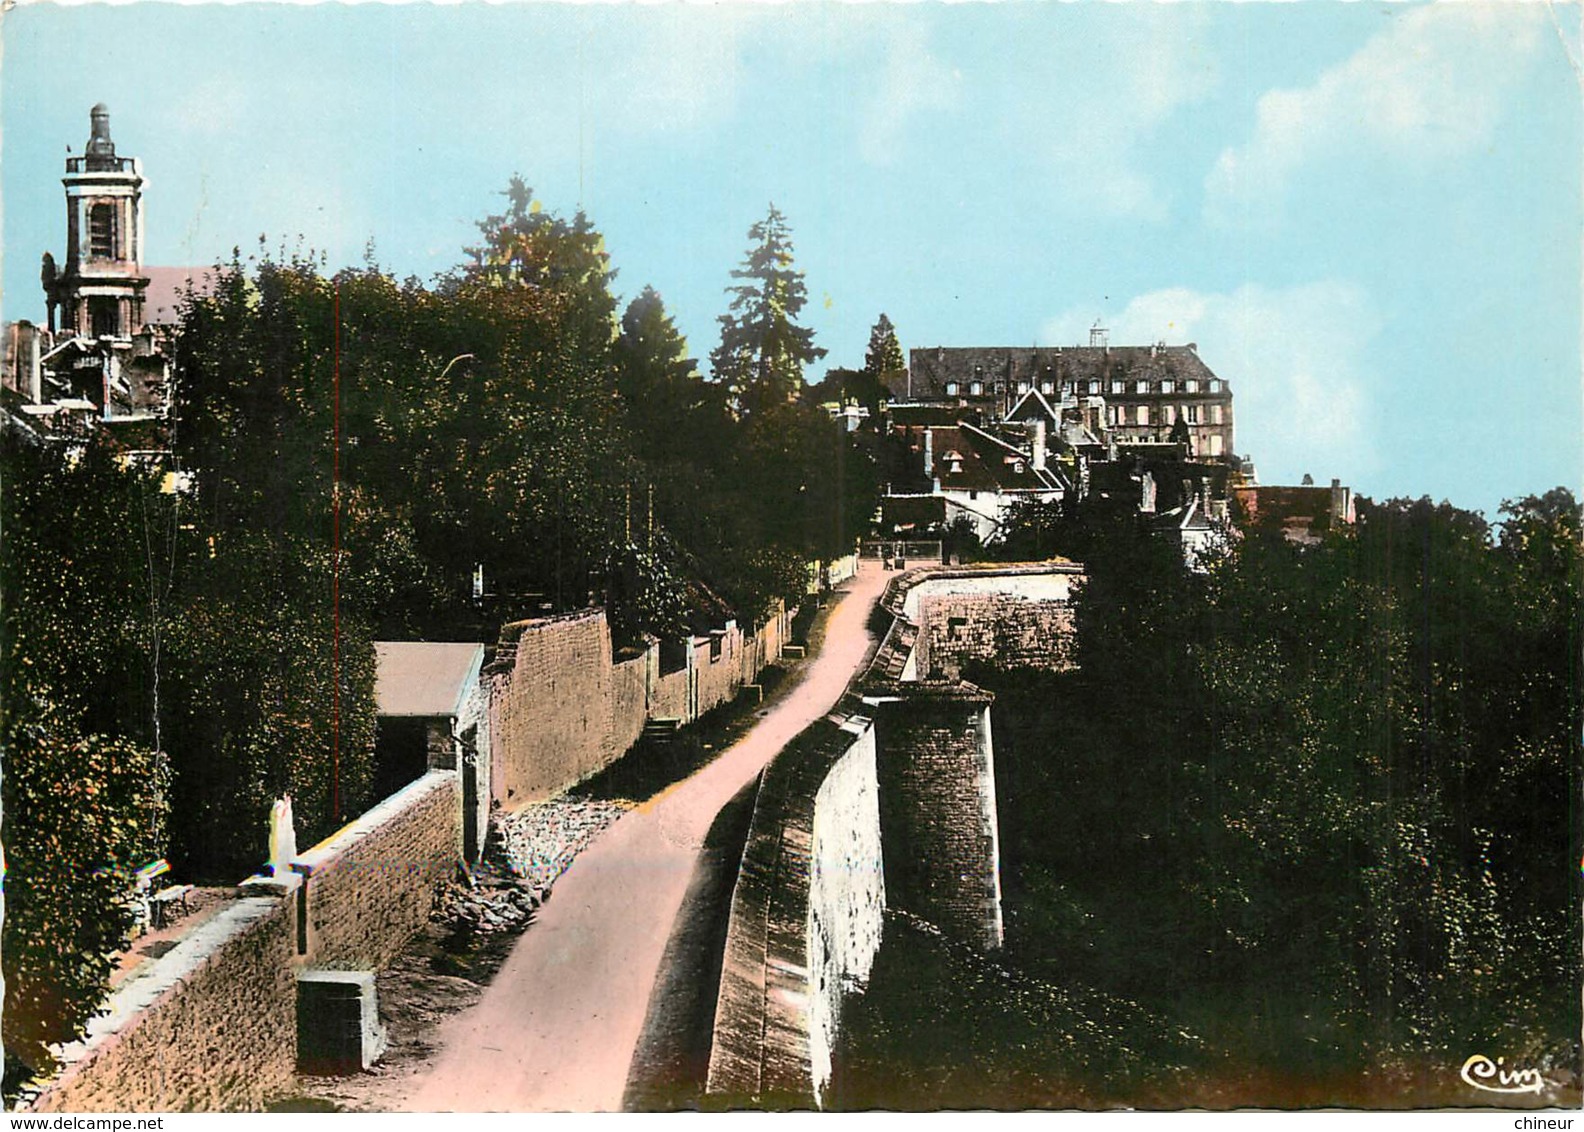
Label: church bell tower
xmin=45 ymin=104 xmax=149 ymax=340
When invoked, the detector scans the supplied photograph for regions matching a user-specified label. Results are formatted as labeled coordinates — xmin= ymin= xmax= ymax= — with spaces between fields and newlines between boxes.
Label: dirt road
xmin=400 ymin=563 xmax=889 ymax=1112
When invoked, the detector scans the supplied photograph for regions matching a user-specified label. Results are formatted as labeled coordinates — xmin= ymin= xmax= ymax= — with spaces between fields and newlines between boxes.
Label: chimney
xmin=1032 ymin=419 xmax=1047 ymax=472
xmin=1330 ymin=478 xmax=1349 ymax=524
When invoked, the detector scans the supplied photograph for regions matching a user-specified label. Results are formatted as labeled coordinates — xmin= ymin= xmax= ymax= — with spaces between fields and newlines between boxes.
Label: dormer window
xmin=1161 ymin=380 xmax=1174 ymax=394
xmin=1185 ymin=379 xmax=1199 ymax=393
xmin=945 ymin=382 xmax=959 ymax=396
xmin=1208 ymin=379 xmax=1221 ymax=393
xmin=1110 ymin=380 xmax=1124 ymax=395
xmin=1087 ymin=380 xmax=1100 ymax=395
xmin=1061 ymin=383 xmax=1074 ymax=398
xmin=970 ymin=381 xmax=983 ymax=395
xmin=1134 ymin=380 xmax=1149 ymax=394
xmin=1040 ymin=381 xmax=1054 ymax=395
xmin=1018 ymin=381 xmax=1031 ymax=394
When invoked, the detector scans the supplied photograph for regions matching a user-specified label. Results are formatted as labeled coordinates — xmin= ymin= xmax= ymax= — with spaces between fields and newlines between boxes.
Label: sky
xmin=2 ymin=0 xmax=1579 ymax=520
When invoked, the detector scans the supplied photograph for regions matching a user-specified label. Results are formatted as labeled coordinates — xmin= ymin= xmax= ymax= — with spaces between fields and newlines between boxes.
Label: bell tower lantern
xmin=45 ymin=104 xmax=149 ymax=340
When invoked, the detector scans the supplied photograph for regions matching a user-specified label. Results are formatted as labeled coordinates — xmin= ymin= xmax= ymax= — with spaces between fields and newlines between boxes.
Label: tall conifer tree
xmin=710 ymin=205 xmax=825 ymax=415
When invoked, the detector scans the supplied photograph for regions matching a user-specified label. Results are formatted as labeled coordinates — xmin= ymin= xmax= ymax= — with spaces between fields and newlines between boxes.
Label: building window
xmin=1164 ymin=405 xmax=1176 ymax=425
xmin=1134 ymin=380 xmax=1149 ymax=394
xmin=90 ymin=296 xmax=120 ymax=338
xmin=1209 ymin=379 xmax=1221 ymax=393
xmin=1185 ymin=405 xmax=1200 ymax=424
xmin=1110 ymin=380 xmax=1124 ymax=395
xmin=1210 ymin=404 xmax=1223 ymax=425
xmin=970 ymin=381 xmax=983 ymax=395
xmin=89 ymin=203 xmax=117 ymax=259
xmin=1209 ymin=434 xmax=1224 ymax=456
xmin=1135 ymin=405 xmax=1149 ymax=426
xmin=1087 ymin=380 xmax=1100 ymax=395
xmin=1040 ymin=381 xmax=1054 ymax=395
xmin=1185 ymin=379 xmax=1199 ymax=393
xmin=1161 ymin=379 xmax=1174 ymax=394
xmin=945 ymin=382 xmax=958 ymax=396
xmin=1018 ymin=381 xmax=1031 ymax=394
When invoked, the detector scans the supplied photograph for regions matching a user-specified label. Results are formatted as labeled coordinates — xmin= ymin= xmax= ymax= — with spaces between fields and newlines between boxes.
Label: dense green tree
xmin=2 ymin=707 xmax=170 ymax=1077
xmin=862 ymin=312 xmax=904 ymax=382
xmin=709 ymin=205 xmax=826 ymax=415
xmin=951 ymin=488 xmax=1581 ymax=1100
xmin=1 ymin=436 xmax=172 ymax=1076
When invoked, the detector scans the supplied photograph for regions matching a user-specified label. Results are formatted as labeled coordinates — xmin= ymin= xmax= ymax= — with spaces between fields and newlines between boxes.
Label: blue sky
xmin=3 ymin=1 xmax=1579 ymax=519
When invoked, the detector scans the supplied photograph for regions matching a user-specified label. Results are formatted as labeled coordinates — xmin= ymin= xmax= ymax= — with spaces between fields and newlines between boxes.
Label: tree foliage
xmin=965 ymin=489 xmax=1581 ymax=1099
xmin=709 ymin=205 xmax=826 ymax=416
xmin=862 ymin=312 xmax=904 ymax=382
xmin=1 ymin=437 xmax=173 ymax=1075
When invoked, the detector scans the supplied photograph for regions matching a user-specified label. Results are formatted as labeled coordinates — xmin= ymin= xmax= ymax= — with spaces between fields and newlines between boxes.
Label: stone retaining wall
xmin=26 ymin=895 xmax=298 ymax=1113
xmin=489 ymin=604 xmax=788 ymax=804
xmin=294 ymin=770 xmax=460 ymax=969
xmin=705 ymin=715 xmax=884 ymax=1108
xmin=25 ymin=771 xmax=463 ymax=1112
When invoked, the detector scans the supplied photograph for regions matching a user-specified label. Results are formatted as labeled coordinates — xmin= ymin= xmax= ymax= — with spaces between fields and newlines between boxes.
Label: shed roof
xmin=374 ymin=641 xmax=485 ymax=718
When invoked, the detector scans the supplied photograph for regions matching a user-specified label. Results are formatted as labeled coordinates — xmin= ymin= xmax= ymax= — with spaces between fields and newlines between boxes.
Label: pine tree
xmin=615 ymin=285 xmax=697 ymax=399
xmin=863 ymin=312 xmax=905 ymax=380
xmin=710 ymin=205 xmax=826 ymax=415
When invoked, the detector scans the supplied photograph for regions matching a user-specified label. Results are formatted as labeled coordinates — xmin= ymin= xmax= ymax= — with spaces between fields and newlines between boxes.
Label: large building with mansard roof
xmin=897 ymin=333 xmax=1236 ymax=461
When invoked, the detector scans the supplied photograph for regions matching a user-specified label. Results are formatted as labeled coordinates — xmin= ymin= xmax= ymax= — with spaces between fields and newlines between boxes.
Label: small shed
xmin=373 ymin=642 xmax=489 ymax=862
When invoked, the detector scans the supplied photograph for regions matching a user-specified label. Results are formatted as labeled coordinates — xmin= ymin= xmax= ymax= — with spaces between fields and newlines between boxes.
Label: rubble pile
xmin=494 ymin=798 xmax=632 ymax=891
xmin=435 ymin=878 xmax=539 ymax=937
xmin=430 ymin=799 xmax=631 ymax=940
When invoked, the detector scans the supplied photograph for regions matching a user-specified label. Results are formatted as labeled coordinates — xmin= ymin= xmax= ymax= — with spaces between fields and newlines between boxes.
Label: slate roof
xmin=898 ymin=345 xmax=1223 ymax=401
xmin=374 ymin=641 xmax=485 ymax=717
xmin=889 ymin=421 xmax=1065 ymax=494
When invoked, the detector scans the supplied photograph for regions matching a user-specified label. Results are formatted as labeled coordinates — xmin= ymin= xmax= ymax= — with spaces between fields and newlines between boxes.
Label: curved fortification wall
xmin=704 ymin=714 xmax=885 ymax=1107
xmin=704 ymin=561 xmax=1078 ymax=1108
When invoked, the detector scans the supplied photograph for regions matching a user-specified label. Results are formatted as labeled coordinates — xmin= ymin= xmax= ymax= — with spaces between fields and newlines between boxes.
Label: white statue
xmin=268 ymin=794 xmax=297 ymax=878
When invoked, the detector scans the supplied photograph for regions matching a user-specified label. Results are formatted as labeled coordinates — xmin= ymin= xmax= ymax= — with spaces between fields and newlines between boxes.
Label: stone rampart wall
xmin=26 ymin=895 xmax=298 ymax=1112
xmin=294 ymin=770 xmax=460 ymax=969
xmin=869 ymin=684 xmax=1003 ymax=950
xmin=914 ymin=592 xmax=1075 ymax=680
xmin=705 ymin=715 xmax=883 ymax=1108
xmin=26 ymin=771 xmax=463 ymax=1112
xmin=490 ymin=604 xmax=788 ymax=804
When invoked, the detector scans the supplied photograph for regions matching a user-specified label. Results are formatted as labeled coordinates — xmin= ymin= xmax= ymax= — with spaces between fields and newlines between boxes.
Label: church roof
xmin=141 ymin=267 xmax=215 ymax=325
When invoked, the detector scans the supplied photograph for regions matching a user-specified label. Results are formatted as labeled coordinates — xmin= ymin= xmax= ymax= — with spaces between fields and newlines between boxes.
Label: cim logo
xmin=1461 ymin=1054 xmax=1544 ymax=1095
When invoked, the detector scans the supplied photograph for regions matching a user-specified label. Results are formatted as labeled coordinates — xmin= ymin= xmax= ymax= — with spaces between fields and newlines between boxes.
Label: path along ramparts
xmin=26 ymin=594 xmax=795 ymax=1112
xmin=704 ymin=559 xmax=1081 ymax=1108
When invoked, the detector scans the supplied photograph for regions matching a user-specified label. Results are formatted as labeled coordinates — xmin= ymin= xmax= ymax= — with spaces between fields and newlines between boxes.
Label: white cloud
xmin=1023 ymin=8 xmax=1220 ymax=221
xmin=848 ymin=7 xmax=1218 ymax=218
xmin=1206 ymin=5 xmax=1545 ymax=223
xmin=1043 ymin=282 xmax=1382 ymax=484
xmin=595 ymin=8 xmax=748 ymax=137
xmin=858 ymin=21 xmax=960 ymax=167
